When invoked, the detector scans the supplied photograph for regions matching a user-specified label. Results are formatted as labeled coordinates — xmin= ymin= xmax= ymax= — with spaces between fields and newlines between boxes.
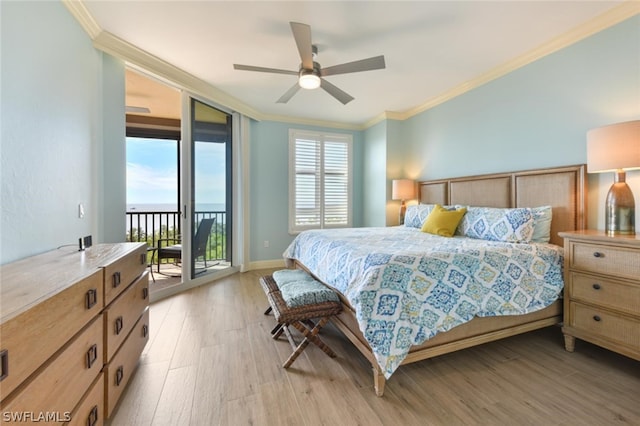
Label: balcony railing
xmin=126 ymin=210 xmax=227 ymax=264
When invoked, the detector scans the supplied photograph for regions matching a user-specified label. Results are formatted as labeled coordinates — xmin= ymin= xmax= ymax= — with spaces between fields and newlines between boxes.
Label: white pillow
xmin=530 ymin=206 xmax=552 ymax=243
xmin=458 ymin=207 xmax=535 ymax=243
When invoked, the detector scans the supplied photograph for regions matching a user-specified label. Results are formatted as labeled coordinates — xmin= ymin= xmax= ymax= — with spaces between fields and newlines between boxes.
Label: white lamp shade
xmin=392 ymin=179 xmax=416 ymax=200
xmin=587 ymin=120 xmax=640 ymax=173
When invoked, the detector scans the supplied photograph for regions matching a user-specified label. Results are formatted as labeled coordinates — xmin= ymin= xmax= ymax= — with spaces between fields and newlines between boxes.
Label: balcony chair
xmin=156 ymin=217 xmax=216 ymax=274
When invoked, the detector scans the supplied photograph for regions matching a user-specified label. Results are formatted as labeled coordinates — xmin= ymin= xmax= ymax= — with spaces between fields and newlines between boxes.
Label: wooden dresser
xmin=559 ymin=230 xmax=640 ymax=361
xmin=0 ymin=243 xmax=149 ymax=424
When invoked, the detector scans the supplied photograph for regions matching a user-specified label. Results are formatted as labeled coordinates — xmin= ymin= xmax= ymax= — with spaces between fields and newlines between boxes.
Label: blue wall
xmin=363 ymin=121 xmax=387 ymax=227
xmin=389 ymin=15 xmax=640 ymax=230
xmin=403 ymin=16 xmax=639 ymax=181
xmin=249 ymin=120 xmax=363 ymax=262
xmin=252 ymin=15 xmax=639 ymax=262
xmin=0 ymin=1 xmax=126 ymax=264
xmin=2 ymin=3 xmax=637 ymax=266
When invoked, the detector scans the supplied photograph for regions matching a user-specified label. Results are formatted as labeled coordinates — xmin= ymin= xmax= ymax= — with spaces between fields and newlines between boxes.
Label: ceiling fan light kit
xmin=298 ymin=71 xmax=321 ymax=89
xmin=233 ymin=21 xmax=385 ymax=104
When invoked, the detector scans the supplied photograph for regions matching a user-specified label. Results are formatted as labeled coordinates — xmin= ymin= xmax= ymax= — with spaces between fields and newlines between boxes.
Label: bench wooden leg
xmin=283 ymin=317 xmax=335 ymax=368
xmin=272 ymin=323 xmax=286 ymax=339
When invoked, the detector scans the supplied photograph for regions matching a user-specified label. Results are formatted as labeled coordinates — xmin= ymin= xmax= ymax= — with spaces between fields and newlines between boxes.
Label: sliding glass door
xmin=186 ymin=98 xmax=232 ymax=280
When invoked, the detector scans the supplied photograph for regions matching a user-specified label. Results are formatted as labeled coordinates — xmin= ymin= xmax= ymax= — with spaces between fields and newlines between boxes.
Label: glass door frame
xmin=179 ymin=92 xmax=238 ymax=285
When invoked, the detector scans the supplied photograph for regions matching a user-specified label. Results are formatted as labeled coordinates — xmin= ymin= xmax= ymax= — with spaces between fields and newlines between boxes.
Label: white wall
xmin=1 ymin=1 xmax=124 ymax=264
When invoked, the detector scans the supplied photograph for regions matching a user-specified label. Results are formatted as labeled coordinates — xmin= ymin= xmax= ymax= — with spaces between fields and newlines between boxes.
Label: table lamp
xmin=587 ymin=120 xmax=640 ymax=235
xmin=392 ymin=179 xmax=416 ymax=225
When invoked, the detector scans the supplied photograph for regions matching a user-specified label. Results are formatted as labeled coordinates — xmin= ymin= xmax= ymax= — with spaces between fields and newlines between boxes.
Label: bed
xmin=283 ymin=165 xmax=586 ymax=396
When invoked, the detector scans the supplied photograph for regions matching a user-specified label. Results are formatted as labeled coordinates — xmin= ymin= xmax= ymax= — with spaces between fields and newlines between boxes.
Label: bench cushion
xmin=273 ymin=269 xmax=340 ymax=308
xmin=279 ymin=280 xmax=340 ymax=308
xmin=272 ymin=269 xmax=315 ymax=285
xmin=261 ymin=274 xmax=342 ymax=323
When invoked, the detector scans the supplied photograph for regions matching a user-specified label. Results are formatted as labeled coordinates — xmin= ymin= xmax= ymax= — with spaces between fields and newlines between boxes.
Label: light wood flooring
xmin=108 ymin=268 xmax=640 ymax=426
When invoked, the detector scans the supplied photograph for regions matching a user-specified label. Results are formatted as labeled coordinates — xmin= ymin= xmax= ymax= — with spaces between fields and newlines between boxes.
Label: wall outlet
xmin=263 ymin=240 xmax=269 ymax=248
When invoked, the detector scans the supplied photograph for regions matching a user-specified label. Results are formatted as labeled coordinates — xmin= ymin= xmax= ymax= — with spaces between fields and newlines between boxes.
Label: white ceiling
xmin=81 ymin=0 xmax=628 ymax=126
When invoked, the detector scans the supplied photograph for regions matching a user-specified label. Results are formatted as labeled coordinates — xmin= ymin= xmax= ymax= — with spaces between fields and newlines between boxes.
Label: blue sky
xmin=126 ymin=137 xmax=226 ymax=207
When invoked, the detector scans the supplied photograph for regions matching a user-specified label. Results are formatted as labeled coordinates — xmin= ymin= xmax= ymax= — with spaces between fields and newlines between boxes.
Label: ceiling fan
xmin=233 ymin=22 xmax=386 ymax=105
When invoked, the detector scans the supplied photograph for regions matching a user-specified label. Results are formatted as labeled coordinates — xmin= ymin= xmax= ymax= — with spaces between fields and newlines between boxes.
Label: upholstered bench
xmin=260 ymin=270 xmax=342 ymax=368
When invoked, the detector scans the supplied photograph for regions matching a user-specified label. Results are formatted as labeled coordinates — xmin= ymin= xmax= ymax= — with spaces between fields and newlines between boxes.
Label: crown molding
xmin=92 ymin=31 xmax=265 ymax=122
xmin=258 ymin=113 xmax=363 ymax=131
xmin=397 ymin=1 xmax=640 ymax=121
xmin=61 ymin=0 xmax=101 ymax=39
xmin=65 ymin=0 xmax=639 ymax=130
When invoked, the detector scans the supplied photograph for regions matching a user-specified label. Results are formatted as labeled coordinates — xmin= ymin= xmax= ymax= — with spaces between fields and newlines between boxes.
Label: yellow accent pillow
xmin=421 ymin=204 xmax=467 ymax=237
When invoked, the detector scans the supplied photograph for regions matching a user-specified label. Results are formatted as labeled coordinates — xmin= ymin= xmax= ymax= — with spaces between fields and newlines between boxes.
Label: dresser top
xmin=558 ymin=230 xmax=640 ymax=247
xmin=0 ymin=243 xmax=146 ymax=323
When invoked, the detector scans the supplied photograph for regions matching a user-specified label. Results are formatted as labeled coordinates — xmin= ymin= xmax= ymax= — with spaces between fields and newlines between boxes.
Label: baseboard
xmin=246 ymin=259 xmax=286 ymax=271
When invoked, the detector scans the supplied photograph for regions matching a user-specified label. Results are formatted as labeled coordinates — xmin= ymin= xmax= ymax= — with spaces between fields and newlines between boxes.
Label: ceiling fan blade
xmin=320 ymin=79 xmax=354 ymax=105
xmin=233 ymin=64 xmax=298 ymax=75
xmin=276 ymin=82 xmax=301 ymax=104
xmin=321 ymin=55 xmax=386 ymax=77
xmin=290 ymin=22 xmax=314 ymax=69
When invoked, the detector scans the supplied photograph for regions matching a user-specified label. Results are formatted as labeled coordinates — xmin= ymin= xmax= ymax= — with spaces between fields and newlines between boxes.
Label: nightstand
xmin=559 ymin=230 xmax=640 ymax=361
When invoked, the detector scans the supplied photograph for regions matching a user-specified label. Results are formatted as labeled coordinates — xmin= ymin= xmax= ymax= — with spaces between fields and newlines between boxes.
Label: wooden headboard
xmin=419 ymin=165 xmax=587 ymax=247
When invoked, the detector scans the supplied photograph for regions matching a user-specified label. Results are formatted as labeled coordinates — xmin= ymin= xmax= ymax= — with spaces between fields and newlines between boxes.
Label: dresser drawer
xmin=0 ymin=270 xmax=103 ymax=400
xmin=570 ymin=241 xmax=640 ymax=281
xmin=0 ymin=315 xmax=103 ymax=420
xmin=66 ymin=373 xmax=104 ymax=426
xmin=104 ymin=272 xmax=149 ymax=361
xmin=569 ymin=272 xmax=640 ymax=316
xmin=103 ymin=244 xmax=147 ymax=306
xmin=570 ymin=302 xmax=640 ymax=350
xmin=105 ymin=308 xmax=149 ymax=418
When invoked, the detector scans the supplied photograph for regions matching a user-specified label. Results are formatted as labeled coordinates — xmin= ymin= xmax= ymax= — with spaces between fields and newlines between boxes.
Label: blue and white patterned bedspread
xmin=283 ymin=226 xmax=564 ymax=378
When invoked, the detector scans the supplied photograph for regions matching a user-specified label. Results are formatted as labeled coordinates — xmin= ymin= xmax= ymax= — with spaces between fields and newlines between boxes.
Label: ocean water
xmin=127 ymin=203 xmax=225 ymax=212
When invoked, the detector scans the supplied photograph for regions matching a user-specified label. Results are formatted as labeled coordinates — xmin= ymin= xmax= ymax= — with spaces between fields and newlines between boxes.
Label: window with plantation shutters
xmin=289 ymin=129 xmax=352 ymax=233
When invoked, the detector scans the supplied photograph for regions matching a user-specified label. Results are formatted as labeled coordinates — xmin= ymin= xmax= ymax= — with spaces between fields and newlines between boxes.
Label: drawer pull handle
xmin=593 ymin=252 xmax=604 ymax=258
xmin=113 ymin=272 xmax=122 ymax=288
xmin=142 ymin=324 xmax=149 ymax=338
xmin=115 ymin=365 xmax=124 ymax=386
xmin=86 ymin=344 xmax=98 ymax=369
xmin=85 ymin=288 xmax=98 ymax=309
xmin=592 ymin=283 xmax=601 ymax=290
xmin=140 ymin=253 xmax=146 ymax=265
xmin=114 ymin=316 xmax=124 ymax=335
xmin=593 ymin=315 xmax=602 ymax=322
xmin=0 ymin=349 xmax=8 ymax=381
xmin=87 ymin=405 xmax=99 ymax=426
xmin=142 ymin=287 xmax=149 ymax=300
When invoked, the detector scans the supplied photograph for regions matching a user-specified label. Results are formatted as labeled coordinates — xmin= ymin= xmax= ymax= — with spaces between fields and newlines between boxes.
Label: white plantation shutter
xmin=289 ymin=130 xmax=352 ymax=233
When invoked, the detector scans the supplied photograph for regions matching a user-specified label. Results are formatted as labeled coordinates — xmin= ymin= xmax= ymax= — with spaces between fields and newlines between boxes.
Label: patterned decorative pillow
xmin=458 ymin=207 xmax=535 ymax=243
xmin=404 ymin=204 xmax=460 ymax=228
xmin=404 ymin=204 xmax=436 ymax=228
